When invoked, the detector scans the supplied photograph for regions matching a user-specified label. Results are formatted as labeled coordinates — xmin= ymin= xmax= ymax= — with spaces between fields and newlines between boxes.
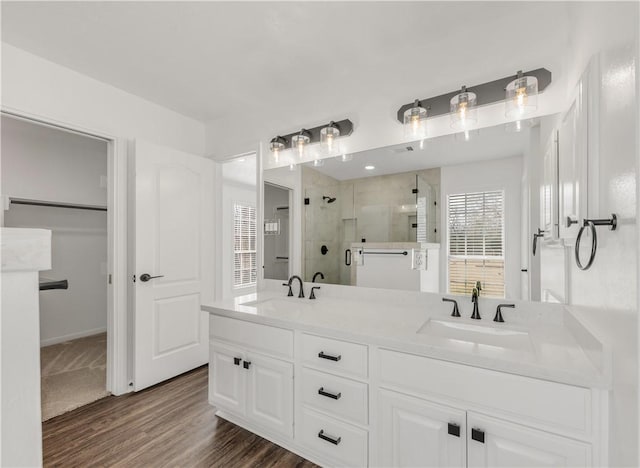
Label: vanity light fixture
xmin=505 ymin=70 xmax=538 ymax=118
xmin=269 ymin=136 xmax=287 ymax=161
xmin=396 ymin=68 xmax=551 ymax=126
xmin=450 ymin=86 xmax=478 ymax=130
xmin=320 ymin=121 xmax=340 ymax=154
xmin=403 ymin=99 xmax=428 ymax=139
xmin=291 ymin=129 xmax=311 ymax=158
xmin=269 ymin=119 xmax=354 ymax=160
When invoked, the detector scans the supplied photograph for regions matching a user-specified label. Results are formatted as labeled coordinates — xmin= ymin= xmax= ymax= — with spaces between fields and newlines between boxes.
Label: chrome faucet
xmin=471 ymin=281 xmax=482 ymax=319
xmin=312 ymin=272 xmax=325 ymax=283
xmin=287 ymin=275 xmax=305 ymax=298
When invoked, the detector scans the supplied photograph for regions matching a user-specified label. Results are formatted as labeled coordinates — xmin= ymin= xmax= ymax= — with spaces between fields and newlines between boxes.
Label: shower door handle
xmin=345 ymin=249 xmax=352 ymax=266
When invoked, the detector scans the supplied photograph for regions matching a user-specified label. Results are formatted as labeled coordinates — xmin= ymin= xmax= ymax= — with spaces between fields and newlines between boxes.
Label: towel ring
xmin=574 ymin=214 xmax=617 ymax=271
xmin=574 ymin=221 xmax=597 ymax=270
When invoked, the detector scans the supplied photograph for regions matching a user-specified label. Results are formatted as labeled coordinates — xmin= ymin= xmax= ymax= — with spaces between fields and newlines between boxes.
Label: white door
xmin=209 ymin=343 xmax=246 ymax=414
xmin=133 ymin=140 xmax=214 ymax=391
xmin=245 ymin=352 xmax=293 ymax=437
xmin=377 ymin=389 xmax=466 ymax=468
xmin=467 ymin=412 xmax=590 ymax=467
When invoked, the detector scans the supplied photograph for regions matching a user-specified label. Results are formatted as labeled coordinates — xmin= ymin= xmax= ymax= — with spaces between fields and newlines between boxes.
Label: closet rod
xmin=10 ymin=198 xmax=107 ymax=212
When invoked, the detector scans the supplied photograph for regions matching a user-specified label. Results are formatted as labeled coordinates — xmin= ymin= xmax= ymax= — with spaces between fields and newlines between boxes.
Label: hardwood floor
xmin=42 ymin=366 xmax=316 ymax=467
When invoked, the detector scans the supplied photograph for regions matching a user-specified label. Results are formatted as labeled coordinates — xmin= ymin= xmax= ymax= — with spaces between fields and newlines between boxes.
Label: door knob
xmin=140 ymin=273 xmax=164 ymax=282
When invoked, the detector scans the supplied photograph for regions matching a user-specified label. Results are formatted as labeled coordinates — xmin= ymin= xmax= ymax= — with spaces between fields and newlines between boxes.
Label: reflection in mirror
xmin=263 ymin=115 xmax=561 ymax=302
xmin=263 ymin=183 xmax=291 ymax=281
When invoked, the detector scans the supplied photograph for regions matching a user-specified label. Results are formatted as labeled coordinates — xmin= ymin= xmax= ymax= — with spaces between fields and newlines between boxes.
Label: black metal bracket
xmin=396 ymin=68 xmax=552 ymax=122
xmin=274 ymin=118 xmax=354 ymax=149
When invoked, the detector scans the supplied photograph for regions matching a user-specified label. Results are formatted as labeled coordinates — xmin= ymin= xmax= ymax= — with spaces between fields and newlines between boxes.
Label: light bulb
xmin=320 ymin=122 xmax=340 ymax=155
xmin=450 ymin=87 xmax=477 ymax=130
xmin=506 ymin=72 xmax=538 ymax=118
xmin=403 ymin=100 xmax=428 ymax=139
xmin=269 ymin=136 xmax=286 ymax=162
xmin=291 ymin=130 xmax=311 ymax=158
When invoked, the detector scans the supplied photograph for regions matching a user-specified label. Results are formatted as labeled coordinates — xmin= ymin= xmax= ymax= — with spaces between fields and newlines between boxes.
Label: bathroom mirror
xmin=263 ymin=115 xmax=561 ymax=301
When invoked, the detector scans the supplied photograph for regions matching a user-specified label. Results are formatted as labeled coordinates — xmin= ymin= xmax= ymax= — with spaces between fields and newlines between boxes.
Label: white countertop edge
xmin=202 ymin=302 xmax=610 ymax=390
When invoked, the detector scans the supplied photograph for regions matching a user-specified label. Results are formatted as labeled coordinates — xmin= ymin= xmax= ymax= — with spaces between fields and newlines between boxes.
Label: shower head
xmin=322 ymin=196 xmax=337 ymax=204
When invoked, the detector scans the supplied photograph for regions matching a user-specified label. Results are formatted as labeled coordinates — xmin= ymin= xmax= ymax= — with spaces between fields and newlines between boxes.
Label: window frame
xmin=446 ymin=189 xmax=506 ymax=298
xmin=232 ymin=201 xmax=257 ymax=289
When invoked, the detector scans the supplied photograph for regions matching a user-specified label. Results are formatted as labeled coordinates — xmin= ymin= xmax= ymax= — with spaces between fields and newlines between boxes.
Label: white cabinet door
xmin=467 ymin=412 xmax=590 ymax=468
xmin=210 ymin=343 xmax=246 ymax=415
xmin=246 ymin=352 xmax=293 ymax=437
xmin=133 ymin=139 xmax=214 ymax=391
xmin=377 ymin=389 xmax=466 ymax=468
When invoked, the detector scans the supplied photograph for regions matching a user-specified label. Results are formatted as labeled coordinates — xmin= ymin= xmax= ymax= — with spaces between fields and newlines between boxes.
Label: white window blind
xmin=448 ymin=190 xmax=505 ymax=298
xmin=233 ymin=203 xmax=257 ymax=288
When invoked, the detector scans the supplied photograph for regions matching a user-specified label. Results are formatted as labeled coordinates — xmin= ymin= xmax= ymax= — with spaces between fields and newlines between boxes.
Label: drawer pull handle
xmin=243 ymin=361 xmax=251 ymax=370
xmin=233 ymin=357 xmax=241 ymax=366
xmin=447 ymin=422 xmax=460 ymax=437
xmin=318 ymin=387 xmax=342 ymax=400
xmin=471 ymin=428 xmax=485 ymax=443
xmin=318 ymin=429 xmax=341 ymax=445
xmin=318 ymin=351 xmax=341 ymax=362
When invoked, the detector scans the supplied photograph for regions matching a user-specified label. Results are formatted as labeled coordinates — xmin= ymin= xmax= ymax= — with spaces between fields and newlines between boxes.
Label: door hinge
xmin=108 ymin=274 xmax=112 ymax=284
xmin=132 ymin=274 xmax=136 ymax=283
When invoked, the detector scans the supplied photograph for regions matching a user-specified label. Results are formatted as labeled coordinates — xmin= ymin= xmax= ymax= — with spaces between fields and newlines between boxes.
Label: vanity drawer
xmin=378 ymin=349 xmax=591 ymax=435
xmin=297 ymin=407 xmax=368 ymax=467
xmin=300 ymin=333 xmax=368 ymax=379
xmin=300 ymin=368 xmax=368 ymax=425
xmin=210 ymin=315 xmax=293 ymax=359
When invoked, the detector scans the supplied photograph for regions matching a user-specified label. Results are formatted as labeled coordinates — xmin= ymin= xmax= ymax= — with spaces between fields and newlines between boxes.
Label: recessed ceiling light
xmin=365 ymin=165 xmax=375 ymax=170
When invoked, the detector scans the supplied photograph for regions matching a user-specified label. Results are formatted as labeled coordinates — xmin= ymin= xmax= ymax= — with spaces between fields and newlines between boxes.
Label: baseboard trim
xmin=40 ymin=327 xmax=107 ymax=347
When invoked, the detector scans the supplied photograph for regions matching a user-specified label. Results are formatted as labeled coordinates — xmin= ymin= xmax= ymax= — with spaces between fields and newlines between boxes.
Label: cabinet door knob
xmin=318 ymin=351 xmax=341 ymax=362
xmin=471 ymin=428 xmax=485 ymax=443
xmin=233 ymin=357 xmax=241 ymax=366
xmin=243 ymin=361 xmax=251 ymax=370
xmin=447 ymin=422 xmax=460 ymax=437
xmin=318 ymin=387 xmax=342 ymax=400
xmin=318 ymin=429 xmax=341 ymax=445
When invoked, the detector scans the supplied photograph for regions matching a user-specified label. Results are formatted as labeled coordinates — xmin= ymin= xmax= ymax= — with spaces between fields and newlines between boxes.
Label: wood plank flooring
xmin=42 ymin=366 xmax=316 ymax=467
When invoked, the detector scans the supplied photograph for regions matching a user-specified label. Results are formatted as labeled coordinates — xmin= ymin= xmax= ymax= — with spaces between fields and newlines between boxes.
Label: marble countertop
xmin=1 ymin=228 xmax=51 ymax=272
xmin=203 ymin=285 xmax=611 ymax=389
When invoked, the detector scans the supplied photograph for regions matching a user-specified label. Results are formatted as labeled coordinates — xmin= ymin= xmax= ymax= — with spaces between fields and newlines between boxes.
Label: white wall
xmin=1 ymin=115 xmax=108 ymax=205
xmin=1 ymin=44 xmax=205 ymax=155
xmin=440 ymin=156 xmax=523 ymax=300
xmin=2 ymin=116 xmax=109 ymax=345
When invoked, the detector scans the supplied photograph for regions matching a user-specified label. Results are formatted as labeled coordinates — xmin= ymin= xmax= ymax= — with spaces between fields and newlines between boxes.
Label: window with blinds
xmin=233 ymin=203 xmax=257 ymax=288
xmin=447 ymin=190 xmax=505 ymax=298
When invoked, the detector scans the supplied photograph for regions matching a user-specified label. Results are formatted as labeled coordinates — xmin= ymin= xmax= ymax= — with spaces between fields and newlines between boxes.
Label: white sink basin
xmin=417 ymin=318 xmax=533 ymax=352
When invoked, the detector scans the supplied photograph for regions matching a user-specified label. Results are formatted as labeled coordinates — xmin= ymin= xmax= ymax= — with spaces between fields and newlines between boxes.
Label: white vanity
xmin=203 ymin=284 xmax=610 ymax=467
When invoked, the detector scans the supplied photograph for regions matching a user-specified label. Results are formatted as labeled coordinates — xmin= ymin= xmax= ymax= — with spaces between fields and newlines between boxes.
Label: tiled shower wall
xmin=302 ymin=166 xmax=441 ymax=284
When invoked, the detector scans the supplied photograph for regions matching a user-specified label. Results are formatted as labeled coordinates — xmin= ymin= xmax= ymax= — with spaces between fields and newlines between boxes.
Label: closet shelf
xmin=9 ymin=197 xmax=107 ymax=212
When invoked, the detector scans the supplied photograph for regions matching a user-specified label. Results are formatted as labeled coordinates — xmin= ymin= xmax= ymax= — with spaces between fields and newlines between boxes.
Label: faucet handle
xmin=310 ymin=286 xmax=321 ymax=300
xmin=475 ymin=281 xmax=482 ymax=292
xmin=282 ymin=283 xmax=293 ymax=297
xmin=493 ymin=304 xmax=515 ymax=323
xmin=442 ymin=298 xmax=460 ymax=317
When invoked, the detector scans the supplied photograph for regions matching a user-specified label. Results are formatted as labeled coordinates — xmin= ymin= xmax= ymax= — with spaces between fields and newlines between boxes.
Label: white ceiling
xmin=303 ymin=120 xmax=534 ymax=180
xmin=1 ymin=1 xmax=571 ymax=125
